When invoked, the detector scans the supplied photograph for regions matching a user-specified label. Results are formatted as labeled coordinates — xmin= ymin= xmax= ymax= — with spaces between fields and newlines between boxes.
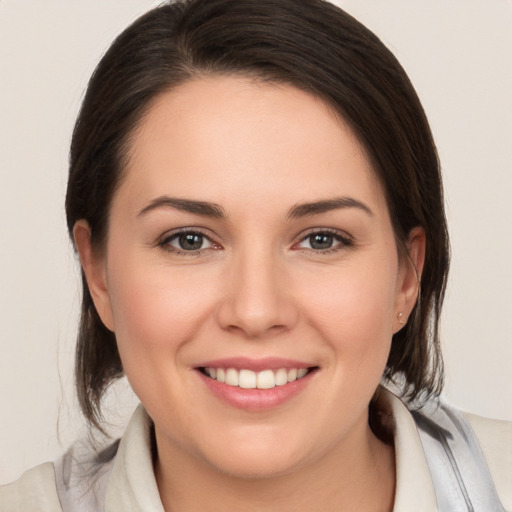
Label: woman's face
xmin=78 ymin=76 xmax=421 ymax=478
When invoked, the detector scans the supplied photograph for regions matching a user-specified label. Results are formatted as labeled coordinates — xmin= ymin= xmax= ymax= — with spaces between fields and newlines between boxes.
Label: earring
xmin=397 ymin=312 xmax=405 ymax=325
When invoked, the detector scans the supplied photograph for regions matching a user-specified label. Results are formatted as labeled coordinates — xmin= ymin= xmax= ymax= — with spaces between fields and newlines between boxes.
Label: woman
xmin=1 ymin=0 xmax=510 ymax=510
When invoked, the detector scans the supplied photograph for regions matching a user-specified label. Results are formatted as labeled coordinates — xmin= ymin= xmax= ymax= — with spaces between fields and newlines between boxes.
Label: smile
xmin=200 ymin=367 xmax=310 ymax=389
xmin=196 ymin=358 xmax=318 ymax=410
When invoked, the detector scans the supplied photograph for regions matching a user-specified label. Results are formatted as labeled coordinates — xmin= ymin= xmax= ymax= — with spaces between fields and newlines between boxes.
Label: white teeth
xmin=239 ymin=369 xmax=257 ymax=389
xmin=297 ymin=368 xmax=308 ymax=378
xmin=225 ymin=368 xmax=239 ymax=386
xmin=287 ymin=368 xmax=298 ymax=382
xmin=275 ymin=368 xmax=288 ymax=386
xmin=257 ymin=370 xmax=275 ymax=389
xmin=203 ymin=366 xmax=311 ymax=389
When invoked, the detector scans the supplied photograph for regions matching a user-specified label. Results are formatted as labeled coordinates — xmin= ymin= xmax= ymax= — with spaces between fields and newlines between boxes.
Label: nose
xmin=216 ymin=247 xmax=299 ymax=339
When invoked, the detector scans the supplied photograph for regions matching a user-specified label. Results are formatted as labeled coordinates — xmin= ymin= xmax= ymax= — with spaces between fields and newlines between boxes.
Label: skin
xmin=75 ymin=76 xmax=425 ymax=511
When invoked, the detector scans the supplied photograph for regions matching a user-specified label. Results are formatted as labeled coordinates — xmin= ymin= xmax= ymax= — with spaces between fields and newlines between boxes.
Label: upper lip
xmin=195 ymin=357 xmax=314 ymax=372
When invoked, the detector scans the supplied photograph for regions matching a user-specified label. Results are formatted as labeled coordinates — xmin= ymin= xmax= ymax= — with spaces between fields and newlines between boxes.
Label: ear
xmin=393 ymin=226 xmax=426 ymax=333
xmin=73 ymin=220 xmax=115 ymax=332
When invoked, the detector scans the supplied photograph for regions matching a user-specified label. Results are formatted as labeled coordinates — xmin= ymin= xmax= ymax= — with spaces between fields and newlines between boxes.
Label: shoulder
xmin=382 ymin=388 xmax=512 ymax=511
xmin=0 ymin=437 xmax=118 ymax=512
xmin=0 ymin=462 xmax=62 ymax=512
xmin=53 ymin=436 xmax=118 ymax=511
xmin=463 ymin=411 xmax=512 ymax=511
xmin=0 ymin=405 xmax=152 ymax=512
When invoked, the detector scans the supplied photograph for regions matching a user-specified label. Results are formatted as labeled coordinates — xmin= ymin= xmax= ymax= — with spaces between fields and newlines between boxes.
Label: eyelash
xmin=157 ymin=228 xmax=220 ymax=256
xmin=157 ymin=228 xmax=354 ymax=256
xmin=293 ymin=228 xmax=354 ymax=254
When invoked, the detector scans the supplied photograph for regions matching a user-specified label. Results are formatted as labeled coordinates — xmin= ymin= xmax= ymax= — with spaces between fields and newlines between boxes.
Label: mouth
xmin=194 ymin=357 xmax=319 ymax=410
xmin=198 ymin=366 xmax=315 ymax=390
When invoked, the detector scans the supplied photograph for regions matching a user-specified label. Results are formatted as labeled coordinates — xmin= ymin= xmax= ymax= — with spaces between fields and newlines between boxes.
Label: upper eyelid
xmin=155 ymin=226 xmax=352 ymax=247
xmin=294 ymin=227 xmax=353 ymax=242
xmin=158 ymin=226 xmax=216 ymax=241
xmin=156 ymin=228 xmax=222 ymax=251
xmin=291 ymin=228 xmax=354 ymax=252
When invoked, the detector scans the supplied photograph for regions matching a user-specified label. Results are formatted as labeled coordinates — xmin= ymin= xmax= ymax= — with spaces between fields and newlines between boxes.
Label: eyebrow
xmin=137 ymin=196 xmax=226 ymax=218
xmin=137 ymin=195 xmax=372 ymax=220
xmin=288 ymin=197 xmax=374 ymax=218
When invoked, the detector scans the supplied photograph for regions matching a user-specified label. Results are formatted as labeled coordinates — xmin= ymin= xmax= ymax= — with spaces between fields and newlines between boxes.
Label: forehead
xmin=120 ymin=75 xmax=385 ymax=214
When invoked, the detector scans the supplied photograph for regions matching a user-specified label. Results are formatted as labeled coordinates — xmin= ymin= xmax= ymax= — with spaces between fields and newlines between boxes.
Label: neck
xmin=154 ymin=419 xmax=395 ymax=512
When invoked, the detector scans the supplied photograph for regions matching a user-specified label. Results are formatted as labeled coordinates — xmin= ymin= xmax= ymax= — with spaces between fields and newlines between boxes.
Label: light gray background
xmin=1 ymin=1 xmax=511 ymax=484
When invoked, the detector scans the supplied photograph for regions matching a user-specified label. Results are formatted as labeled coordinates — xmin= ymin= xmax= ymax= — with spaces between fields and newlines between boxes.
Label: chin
xmin=193 ymin=430 xmax=310 ymax=480
xmin=209 ymin=451 xmax=304 ymax=480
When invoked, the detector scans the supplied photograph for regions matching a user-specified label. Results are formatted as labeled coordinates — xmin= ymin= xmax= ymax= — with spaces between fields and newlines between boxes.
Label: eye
xmin=159 ymin=230 xmax=216 ymax=253
xmin=296 ymin=230 xmax=352 ymax=252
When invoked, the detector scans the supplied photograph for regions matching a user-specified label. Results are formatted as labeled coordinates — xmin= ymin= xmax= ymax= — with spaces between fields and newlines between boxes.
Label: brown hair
xmin=66 ymin=0 xmax=449 ymax=431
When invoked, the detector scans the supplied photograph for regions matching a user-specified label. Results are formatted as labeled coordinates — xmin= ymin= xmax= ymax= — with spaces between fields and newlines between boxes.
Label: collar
xmin=383 ymin=390 xmax=438 ymax=511
xmin=105 ymin=405 xmax=164 ymax=512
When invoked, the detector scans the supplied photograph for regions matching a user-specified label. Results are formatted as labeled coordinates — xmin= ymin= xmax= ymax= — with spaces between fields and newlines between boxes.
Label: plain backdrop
xmin=1 ymin=0 xmax=511 ymax=484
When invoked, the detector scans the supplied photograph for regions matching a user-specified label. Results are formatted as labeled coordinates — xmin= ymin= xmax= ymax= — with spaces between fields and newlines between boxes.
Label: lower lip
xmin=197 ymin=370 xmax=315 ymax=411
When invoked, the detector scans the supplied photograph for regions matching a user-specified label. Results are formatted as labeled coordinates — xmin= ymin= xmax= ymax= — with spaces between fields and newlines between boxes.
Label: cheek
xmin=300 ymin=258 xmax=398 ymax=358
xmin=106 ymin=256 xmax=218 ymax=375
